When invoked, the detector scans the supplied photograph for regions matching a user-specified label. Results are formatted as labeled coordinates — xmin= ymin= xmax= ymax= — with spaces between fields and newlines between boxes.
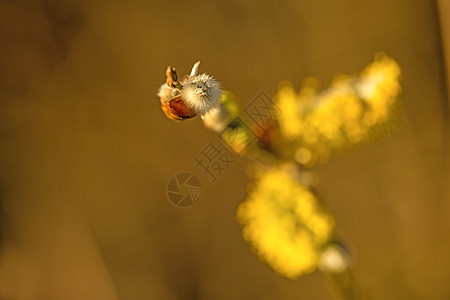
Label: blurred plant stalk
xmin=158 ymin=55 xmax=402 ymax=299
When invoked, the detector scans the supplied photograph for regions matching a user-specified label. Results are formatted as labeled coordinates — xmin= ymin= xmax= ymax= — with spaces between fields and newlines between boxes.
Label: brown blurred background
xmin=1 ymin=0 xmax=449 ymax=299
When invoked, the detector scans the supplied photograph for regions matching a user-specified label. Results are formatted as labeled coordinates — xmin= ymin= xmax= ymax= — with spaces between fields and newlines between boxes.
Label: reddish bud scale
xmin=162 ymin=95 xmax=197 ymax=120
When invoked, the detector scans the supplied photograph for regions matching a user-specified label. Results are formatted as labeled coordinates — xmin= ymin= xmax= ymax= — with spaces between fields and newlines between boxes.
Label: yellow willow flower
xmin=276 ymin=53 xmax=402 ymax=167
xmin=237 ymin=165 xmax=335 ymax=278
xmin=220 ymin=117 xmax=255 ymax=154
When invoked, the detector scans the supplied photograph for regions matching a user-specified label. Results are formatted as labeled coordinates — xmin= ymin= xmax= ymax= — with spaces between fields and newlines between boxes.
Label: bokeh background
xmin=1 ymin=0 xmax=450 ymax=299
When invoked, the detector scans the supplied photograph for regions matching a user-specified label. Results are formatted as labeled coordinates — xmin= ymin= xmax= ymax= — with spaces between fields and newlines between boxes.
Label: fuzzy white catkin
xmin=318 ymin=244 xmax=351 ymax=273
xmin=181 ymin=74 xmax=222 ymax=115
xmin=201 ymin=104 xmax=229 ymax=132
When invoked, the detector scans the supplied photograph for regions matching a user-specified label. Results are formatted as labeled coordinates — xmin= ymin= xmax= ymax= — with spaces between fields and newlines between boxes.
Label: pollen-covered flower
xmin=275 ymin=53 xmax=402 ymax=166
xmin=237 ymin=164 xmax=335 ymax=278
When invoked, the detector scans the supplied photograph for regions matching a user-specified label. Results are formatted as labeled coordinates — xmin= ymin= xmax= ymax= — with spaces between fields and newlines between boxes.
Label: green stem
xmin=324 ymin=269 xmax=367 ymax=300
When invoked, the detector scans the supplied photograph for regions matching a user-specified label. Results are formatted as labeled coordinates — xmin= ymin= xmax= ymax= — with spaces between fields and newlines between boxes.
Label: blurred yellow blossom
xmin=220 ymin=91 xmax=240 ymax=120
xmin=276 ymin=53 xmax=402 ymax=166
xmin=237 ymin=164 xmax=335 ymax=278
xmin=220 ymin=117 xmax=255 ymax=154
